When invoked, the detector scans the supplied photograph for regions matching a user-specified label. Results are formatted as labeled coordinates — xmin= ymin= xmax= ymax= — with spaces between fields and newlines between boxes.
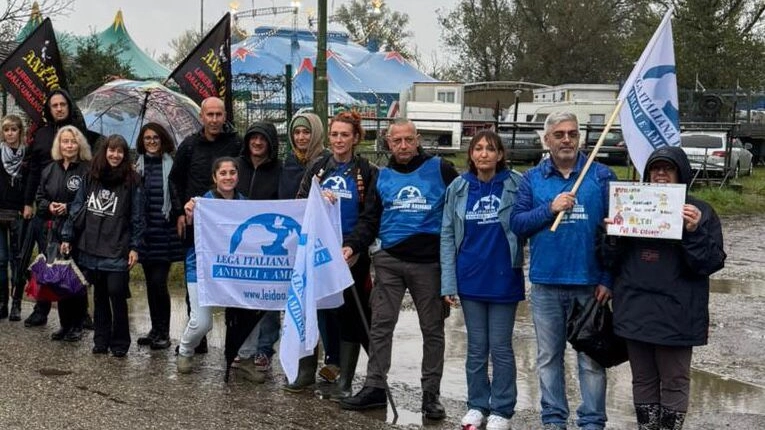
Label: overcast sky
xmin=52 ymin=0 xmax=459 ymax=66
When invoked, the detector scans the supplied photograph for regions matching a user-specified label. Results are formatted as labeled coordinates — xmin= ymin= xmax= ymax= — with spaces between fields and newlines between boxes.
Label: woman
xmin=134 ymin=123 xmax=185 ymax=350
xmin=61 ymin=135 xmax=144 ymax=357
xmin=176 ymin=157 xmax=263 ymax=381
xmin=602 ymin=146 xmax=726 ymax=430
xmin=0 ymin=115 xmax=26 ymax=320
xmin=440 ymin=130 xmax=525 ymax=430
xmin=278 ymin=112 xmax=326 ymax=199
xmin=36 ymin=125 xmax=92 ymax=340
xmin=293 ymin=111 xmax=378 ymax=399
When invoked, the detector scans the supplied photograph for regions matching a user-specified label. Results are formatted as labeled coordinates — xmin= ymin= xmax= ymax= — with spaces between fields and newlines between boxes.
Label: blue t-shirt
xmin=321 ymin=162 xmax=359 ymax=236
xmin=457 ymin=170 xmax=524 ymax=302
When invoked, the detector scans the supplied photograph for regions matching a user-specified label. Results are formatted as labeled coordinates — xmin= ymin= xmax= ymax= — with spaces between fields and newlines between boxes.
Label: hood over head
xmin=643 ymin=145 xmax=692 ymax=186
xmin=43 ymin=88 xmax=87 ymax=130
xmin=242 ymin=122 xmax=278 ymax=160
xmin=288 ymin=112 xmax=324 ymax=163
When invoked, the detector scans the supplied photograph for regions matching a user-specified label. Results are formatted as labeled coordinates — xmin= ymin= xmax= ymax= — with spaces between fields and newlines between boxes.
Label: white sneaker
xmin=461 ymin=409 xmax=486 ymax=428
xmin=486 ymin=414 xmax=512 ymax=430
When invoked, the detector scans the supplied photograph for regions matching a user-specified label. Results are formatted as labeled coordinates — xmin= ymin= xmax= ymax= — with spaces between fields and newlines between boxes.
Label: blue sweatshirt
xmin=509 ymin=153 xmax=615 ymax=287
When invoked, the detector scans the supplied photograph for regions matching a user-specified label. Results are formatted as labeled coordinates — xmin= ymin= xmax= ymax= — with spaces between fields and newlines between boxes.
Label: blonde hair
xmin=1 ymin=115 xmax=24 ymax=143
xmin=51 ymin=125 xmax=92 ymax=161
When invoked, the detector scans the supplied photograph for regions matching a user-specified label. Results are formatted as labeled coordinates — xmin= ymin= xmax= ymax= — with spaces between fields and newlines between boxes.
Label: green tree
xmin=437 ymin=0 xmax=516 ymax=82
xmin=672 ymin=0 xmax=765 ymax=91
xmin=65 ymin=34 xmax=135 ymax=99
xmin=334 ymin=0 xmax=414 ymax=58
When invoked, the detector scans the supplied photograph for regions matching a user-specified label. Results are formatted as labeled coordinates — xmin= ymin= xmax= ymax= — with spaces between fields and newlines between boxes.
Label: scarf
xmin=135 ymin=153 xmax=173 ymax=220
xmin=1 ymin=142 xmax=25 ymax=186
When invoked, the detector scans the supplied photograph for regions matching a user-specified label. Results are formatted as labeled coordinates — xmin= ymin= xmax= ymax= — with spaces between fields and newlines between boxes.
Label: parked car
xmin=680 ymin=131 xmax=754 ymax=178
xmin=499 ymin=126 xmax=545 ymax=164
xmin=582 ymin=130 xmax=629 ymax=166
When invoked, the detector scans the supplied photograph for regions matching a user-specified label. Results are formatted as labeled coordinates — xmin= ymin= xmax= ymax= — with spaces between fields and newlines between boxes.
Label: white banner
xmin=193 ymin=197 xmax=307 ymax=310
xmin=618 ymin=9 xmax=680 ymax=178
xmin=280 ymin=178 xmax=354 ymax=383
xmin=607 ymin=181 xmax=686 ymax=240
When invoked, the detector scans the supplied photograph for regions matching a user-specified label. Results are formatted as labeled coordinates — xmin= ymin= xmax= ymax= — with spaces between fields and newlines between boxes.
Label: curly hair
xmin=330 ymin=110 xmax=364 ymax=143
xmin=136 ymin=122 xmax=175 ymax=154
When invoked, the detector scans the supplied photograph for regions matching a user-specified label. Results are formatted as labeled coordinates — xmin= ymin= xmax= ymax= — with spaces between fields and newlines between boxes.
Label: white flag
xmin=618 ymin=8 xmax=680 ymax=178
xmin=280 ymin=177 xmax=353 ymax=383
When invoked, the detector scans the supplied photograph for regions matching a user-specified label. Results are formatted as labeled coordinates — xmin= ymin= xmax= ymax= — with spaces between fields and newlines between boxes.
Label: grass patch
xmin=689 ymin=167 xmax=765 ymax=216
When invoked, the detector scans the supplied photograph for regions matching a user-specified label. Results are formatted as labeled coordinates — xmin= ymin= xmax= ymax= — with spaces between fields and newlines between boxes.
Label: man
xmin=510 ymin=111 xmax=616 ymax=430
xmin=233 ymin=121 xmax=282 ymax=377
xmin=21 ymin=89 xmax=100 ymax=326
xmin=168 ymin=97 xmax=241 ymax=360
xmin=340 ymin=119 xmax=458 ymax=421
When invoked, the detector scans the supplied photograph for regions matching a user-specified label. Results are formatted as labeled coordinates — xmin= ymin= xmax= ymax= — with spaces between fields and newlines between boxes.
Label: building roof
xmin=95 ymin=11 xmax=170 ymax=80
xmin=232 ymin=26 xmax=437 ymax=107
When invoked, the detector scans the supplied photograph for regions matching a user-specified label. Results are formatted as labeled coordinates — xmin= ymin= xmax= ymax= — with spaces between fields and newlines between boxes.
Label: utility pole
xmin=314 ymin=0 xmax=328 ymax=134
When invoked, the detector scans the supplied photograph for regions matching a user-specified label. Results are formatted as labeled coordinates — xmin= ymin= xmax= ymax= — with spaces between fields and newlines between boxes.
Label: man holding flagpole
xmin=510 ymin=111 xmax=616 ymax=430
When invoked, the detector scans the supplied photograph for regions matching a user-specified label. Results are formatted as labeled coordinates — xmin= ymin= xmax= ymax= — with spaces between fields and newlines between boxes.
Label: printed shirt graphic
xmin=320 ymin=165 xmax=359 ymax=235
xmin=377 ymin=157 xmax=445 ymax=248
xmin=86 ymin=188 xmax=119 ymax=217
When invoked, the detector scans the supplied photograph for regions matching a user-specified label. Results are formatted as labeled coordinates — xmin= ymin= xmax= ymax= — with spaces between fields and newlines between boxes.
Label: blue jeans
xmin=461 ymin=299 xmax=519 ymax=419
xmin=531 ymin=284 xmax=607 ymax=429
xmin=238 ymin=310 xmax=281 ymax=358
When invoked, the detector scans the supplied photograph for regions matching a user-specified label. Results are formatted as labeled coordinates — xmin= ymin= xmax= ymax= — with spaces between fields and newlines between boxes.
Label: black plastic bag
xmin=566 ymin=297 xmax=628 ymax=368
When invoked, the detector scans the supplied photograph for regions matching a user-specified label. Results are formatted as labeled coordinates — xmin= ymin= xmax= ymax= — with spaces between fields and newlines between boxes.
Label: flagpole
xmin=550 ymin=99 xmax=624 ymax=232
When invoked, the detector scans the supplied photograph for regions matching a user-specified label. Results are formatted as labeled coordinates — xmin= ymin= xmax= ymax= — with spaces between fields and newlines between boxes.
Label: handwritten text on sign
xmin=607 ymin=181 xmax=686 ymax=240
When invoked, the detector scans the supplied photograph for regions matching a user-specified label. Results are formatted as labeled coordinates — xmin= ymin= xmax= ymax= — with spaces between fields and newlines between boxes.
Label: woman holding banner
xmin=601 ymin=146 xmax=726 ymax=430
xmin=290 ymin=111 xmax=379 ymax=399
xmin=440 ymin=130 xmax=525 ymax=430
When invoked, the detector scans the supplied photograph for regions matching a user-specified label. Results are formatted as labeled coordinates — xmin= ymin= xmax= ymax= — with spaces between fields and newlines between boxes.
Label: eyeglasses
xmin=389 ymin=136 xmax=417 ymax=145
xmin=550 ymin=130 xmax=580 ymax=139
xmin=143 ymin=136 xmax=160 ymax=142
xmin=649 ymin=164 xmax=676 ymax=173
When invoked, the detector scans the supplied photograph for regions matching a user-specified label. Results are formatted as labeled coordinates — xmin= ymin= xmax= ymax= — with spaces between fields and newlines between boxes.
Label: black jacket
xmin=35 ymin=160 xmax=89 ymax=221
xmin=24 ymin=88 xmax=100 ymax=206
xmin=168 ymin=125 xmax=242 ymax=217
xmin=296 ymin=153 xmax=379 ymax=255
xmin=236 ymin=122 xmax=281 ymax=200
xmin=601 ymin=146 xmax=726 ymax=346
xmin=138 ymin=155 xmax=185 ymax=263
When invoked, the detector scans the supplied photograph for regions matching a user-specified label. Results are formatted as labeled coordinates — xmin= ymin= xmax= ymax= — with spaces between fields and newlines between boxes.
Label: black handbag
xmin=566 ymin=297 xmax=628 ymax=368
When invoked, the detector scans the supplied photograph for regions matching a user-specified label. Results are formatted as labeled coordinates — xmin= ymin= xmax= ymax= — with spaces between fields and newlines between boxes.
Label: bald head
xmin=200 ymin=97 xmax=225 ymax=141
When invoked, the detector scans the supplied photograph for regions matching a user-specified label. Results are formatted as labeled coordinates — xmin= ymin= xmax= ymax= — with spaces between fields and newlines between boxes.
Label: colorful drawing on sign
xmin=607 ymin=181 xmax=686 ymax=240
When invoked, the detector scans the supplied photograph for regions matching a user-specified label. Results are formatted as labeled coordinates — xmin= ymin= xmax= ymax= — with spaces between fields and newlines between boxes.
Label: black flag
xmin=168 ymin=13 xmax=232 ymax=119
xmin=0 ymin=18 xmax=68 ymax=124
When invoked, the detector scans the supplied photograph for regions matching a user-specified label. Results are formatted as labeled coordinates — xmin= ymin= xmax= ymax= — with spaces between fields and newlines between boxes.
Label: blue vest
xmin=321 ymin=164 xmax=359 ymax=236
xmin=377 ymin=157 xmax=446 ymax=249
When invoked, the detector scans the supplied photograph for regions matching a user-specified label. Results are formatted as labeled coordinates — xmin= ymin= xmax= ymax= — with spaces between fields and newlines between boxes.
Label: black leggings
xmin=141 ymin=261 xmax=172 ymax=337
xmin=87 ymin=270 xmax=131 ymax=353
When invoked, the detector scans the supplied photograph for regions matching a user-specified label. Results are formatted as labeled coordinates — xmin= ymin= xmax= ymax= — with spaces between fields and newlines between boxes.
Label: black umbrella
xmin=13 ymin=218 xmax=35 ymax=293
xmin=223 ymin=307 xmax=265 ymax=382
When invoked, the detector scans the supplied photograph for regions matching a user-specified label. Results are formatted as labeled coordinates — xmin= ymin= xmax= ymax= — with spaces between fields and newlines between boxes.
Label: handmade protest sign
xmin=607 ymin=181 xmax=686 ymax=240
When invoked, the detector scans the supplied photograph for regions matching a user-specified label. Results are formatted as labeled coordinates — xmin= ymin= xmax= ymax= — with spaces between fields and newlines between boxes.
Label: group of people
xmin=0 ymin=91 xmax=726 ymax=430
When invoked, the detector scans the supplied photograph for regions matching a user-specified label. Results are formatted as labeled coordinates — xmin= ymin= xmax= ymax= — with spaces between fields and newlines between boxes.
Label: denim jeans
xmin=461 ymin=299 xmax=519 ymax=419
xmin=531 ymin=284 xmax=607 ymax=430
xmin=238 ymin=310 xmax=281 ymax=358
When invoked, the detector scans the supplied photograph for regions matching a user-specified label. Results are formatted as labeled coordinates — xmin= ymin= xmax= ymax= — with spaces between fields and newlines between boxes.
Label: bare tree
xmin=0 ymin=0 xmax=74 ymax=35
xmin=334 ymin=0 xmax=414 ymax=58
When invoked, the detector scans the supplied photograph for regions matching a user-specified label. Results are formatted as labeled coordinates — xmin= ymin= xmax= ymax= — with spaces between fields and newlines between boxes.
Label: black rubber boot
xmin=0 ymin=284 xmax=9 ymax=319
xmin=9 ymin=299 xmax=22 ymax=321
xmin=330 ymin=341 xmax=360 ymax=401
xmin=283 ymin=349 xmax=318 ymax=393
xmin=660 ymin=407 xmax=686 ymax=430
xmin=635 ymin=403 xmax=660 ymax=430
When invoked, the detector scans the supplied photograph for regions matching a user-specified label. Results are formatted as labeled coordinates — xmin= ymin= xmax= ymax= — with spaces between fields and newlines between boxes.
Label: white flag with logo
xmin=618 ymin=8 xmax=680 ymax=178
xmin=280 ymin=178 xmax=352 ymax=383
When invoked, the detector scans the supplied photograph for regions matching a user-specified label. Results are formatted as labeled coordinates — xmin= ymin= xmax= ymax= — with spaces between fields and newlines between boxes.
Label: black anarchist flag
xmin=168 ymin=13 xmax=232 ymax=119
xmin=0 ymin=18 xmax=68 ymax=124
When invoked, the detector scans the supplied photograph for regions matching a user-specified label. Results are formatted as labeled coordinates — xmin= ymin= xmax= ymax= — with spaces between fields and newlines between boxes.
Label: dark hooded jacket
xmin=24 ymin=88 xmax=101 ymax=206
xmin=236 ymin=122 xmax=281 ymax=200
xmin=601 ymin=146 xmax=726 ymax=346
